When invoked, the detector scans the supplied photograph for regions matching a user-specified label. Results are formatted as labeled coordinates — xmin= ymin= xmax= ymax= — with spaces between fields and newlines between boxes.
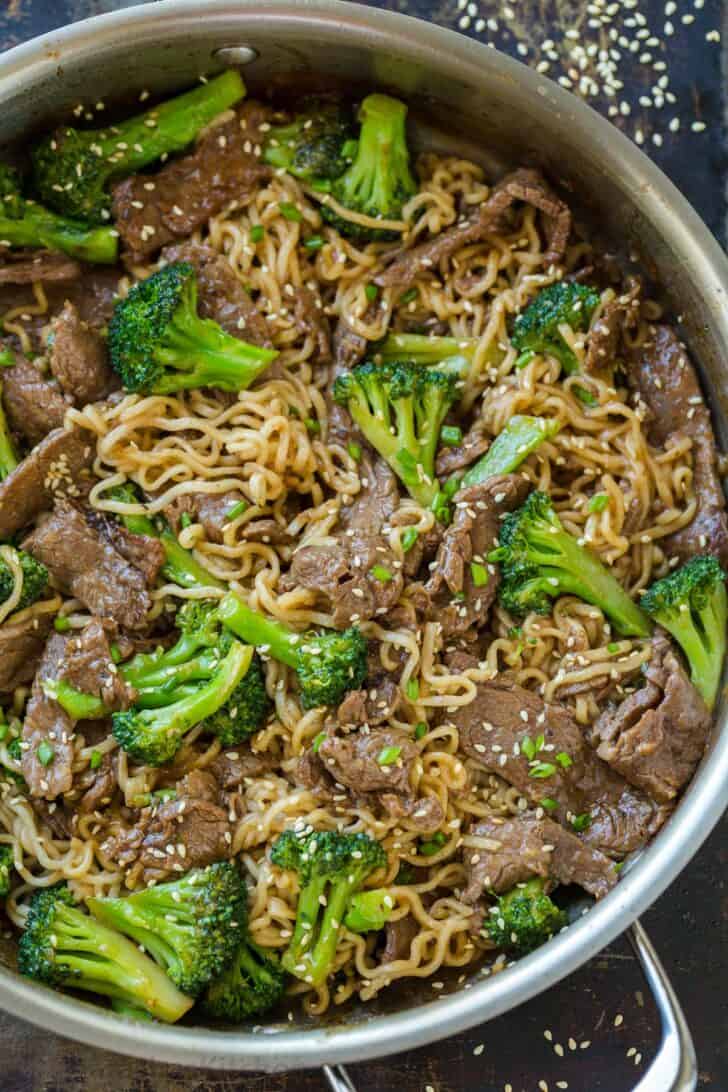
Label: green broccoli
xmin=18 ymin=883 xmax=193 ymax=1022
xmin=262 ymin=98 xmax=356 ymax=181
xmin=88 ymin=862 xmax=246 ymax=997
xmin=0 ymin=548 xmax=48 ymax=611
xmin=490 ymin=490 xmax=651 ymax=637
xmin=32 ymin=70 xmax=246 ymax=224
xmin=108 ymin=262 xmax=278 ymax=395
xmin=375 ymin=333 xmax=478 ymax=366
xmin=205 ymin=653 xmax=272 ymax=745
xmin=0 ymin=164 xmax=117 ymax=263
xmin=217 ymin=592 xmax=368 ymax=710
xmin=485 ymin=878 xmax=567 ymax=954
xmin=333 ymin=359 xmax=465 ymax=508
xmin=321 ymin=93 xmax=416 ymax=241
xmin=0 ymin=844 xmax=14 ymax=897
xmin=512 ymin=282 xmax=600 ymax=375
xmin=0 ymin=378 xmax=18 ymax=481
xmin=642 ymin=555 xmax=726 ymax=709
xmin=460 ymin=415 xmax=560 ymax=488
xmin=270 ymin=829 xmax=386 ymax=986
xmin=343 ymin=888 xmax=394 ymax=933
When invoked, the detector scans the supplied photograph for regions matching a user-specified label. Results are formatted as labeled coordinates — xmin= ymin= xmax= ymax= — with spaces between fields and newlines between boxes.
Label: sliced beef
xmin=101 ymin=769 xmax=232 ymax=886
xmin=423 ymin=475 xmax=529 ymax=637
xmin=462 ymin=813 xmax=616 ymax=903
xmin=161 ymin=242 xmax=272 ymax=348
xmin=0 ymin=611 xmax=53 ymax=692
xmin=281 ymin=453 xmax=403 ymax=628
xmin=332 ymin=317 xmax=368 ymax=375
xmin=584 ymin=280 xmax=641 ymax=374
xmin=435 ymin=420 xmax=491 ymax=478
xmin=3 ymin=355 xmax=71 ymax=445
xmin=376 ymin=167 xmax=571 ymax=291
xmin=337 ymin=677 xmax=401 ymax=727
xmin=590 ymin=633 xmax=711 ymax=804
xmin=237 ymin=518 xmax=293 ymax=546
xmin=48 ymin=301 xmax=117 ymax=404
xmin=0 ymin=249 xmax=81 ymax=285
xmin=87 ymin=511 xmax=166 ymax=587
xmin=207 ymin=746 xmax=278 ymax=790
xmin=326 ymin=317 xmax=369 ymax=448
xmin=0 ymin=426 xmax=95 ymax=540
xmin=164 ymin=489 xmax=245 ymax=545
xmin=75 ymin=752 xmax=117 ymax=814
xmin=293 ymin=287 xmax=331 ymax=363
xmin=23 ymin=503 xmax=155 ymax=631
xmin=380 ymin=915 xmax=419 ymax=962
xmin=112 ymin=105 xmax=271 ymax=263
xmin=452 ymin=677 xmax=663 ymax=857
xmin=59 ymin=619 xmax=136 ymax=710
xmin=629 ymin=325 xmax=728 ymax=565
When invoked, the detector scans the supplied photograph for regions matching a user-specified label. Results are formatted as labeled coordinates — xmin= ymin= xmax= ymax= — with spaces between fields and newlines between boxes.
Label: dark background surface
xmin=0 ymin=1 xmax=726 ymax=1089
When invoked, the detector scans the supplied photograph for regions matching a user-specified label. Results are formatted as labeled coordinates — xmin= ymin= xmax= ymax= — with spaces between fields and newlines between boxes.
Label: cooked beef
xmin=161 ymin=242 xmax=272 ymax=348
xmin=326 ymin=317 xmax=369 ymax=448
xmin=3 ymin=355 xmax=71 ymax=445
xmin=164 ymin=489 xmax=244 ymax=545
xmin=423 ymin=475 xmax=529 ymax=637
xmin=30 ymin=798 xmax=75 ymax=839
xmin=0 ymin=426 xmax=95 ymax=540
xmin=48 ymin=301 xmax=117 ymax=404
xmin=376 ymin=168 xmax=571 ymax=291
xmin=337 ymin=677 xmax=401 ymax=727
xmin=281 ymin=453 xmax=403 ymax=627
xmin=87 ymin=510 xmax=166 ymax=587
xmin=0 ymin=611 xmax=53 ymax=692
xmin=629 ymin=325 xmax=728 ymax=564
xmin=23 ymin=503 xmax=155 ymax=631
xmin=0 ymin=249 xmax=81 ymax=285
xmin=380 ymin=915 xmax=419 ymax=963
xmin=112 ymin=104 xmax=271 ymax=263
xmin=332 ymin=317 xmax=368 ymax=375
xmin=462 ymin=813 xmax=617 ymax=903
xmin=101 ymin=769 xmax=232 ymax=886
xmin=584 ymin=281 xmax=641 ymax=374
xmin=590 ymin=633 xmax=711 ymax=804
xmin=452 ymin=677 xmax=663 ymax=857
xmin=22 ymin=620 xmax=132 ymax=800
xmin=237 ymin=518 xmax=294 ymax=546
xmin=293 ymin=287 xmax=331 ymax=363
xmin=207 ymin=746 xmax=278 ymax=790
xmin=75 ymin=752 xmax=117 ymax=814
xmin=434 ymin=420 xmax=491 ymax=478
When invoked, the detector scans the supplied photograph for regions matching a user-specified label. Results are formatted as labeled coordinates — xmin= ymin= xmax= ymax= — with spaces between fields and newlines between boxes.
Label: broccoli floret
xmin=32 ymin=70 xmax=246 ymax=224
xmin=108 ymin=262 xmax=278 ymax=395
xmin=205 ymin=653 xmax=272 ymax=745
xmin=0 ymin=844 xmax=14 ymax=896
xmin=217 ymin=592 xmax=367 ymax=710
xmin=343 ymin=888 xmax=394 ymax=933
xmin=321 ymin=94 xmax=416 ymax=241
xmin=263 ymin=98 xmax=355 ymax=181
xmin=18 ymin=883 xmax=193 ymax=1021
xmin=202 ymin=917 xmax=286 ymax=1022
xmin=461 ymin=415 xmax=560 ymax=488
xmin=490 ymin=490 xmax=651 ymax=637
xmin=88 ymin=862 xmax=246 ymax=997
xmin=112 ymin=639 xmax=254 ymax=766
xmin=642 ymin=555 xmax=726 ymax=709
xmin=0 ymin=163 xmax=117 ymax=263
xmin=512 ymin=282 xmax=600 ymax=375
xmin=333 ymin=359 xmax=464 ymax=509
xmin=270 ymin=829 xmax=386 ymax=986
xmin=0 ymin=548 xmax=48 ymax=612
xmin=485 ymin=878 xmax=567 ymax=954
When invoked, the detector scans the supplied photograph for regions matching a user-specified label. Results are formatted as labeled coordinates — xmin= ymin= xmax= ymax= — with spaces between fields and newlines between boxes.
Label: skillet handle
xmin=629 ymin=919 xmax=697 ymax=1092
xmin=321 ymin=919 xmax=696 ymax=1092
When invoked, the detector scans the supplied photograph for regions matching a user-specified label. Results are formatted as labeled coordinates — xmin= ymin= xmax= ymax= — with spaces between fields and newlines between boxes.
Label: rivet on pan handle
xmin=629 ymin=919 xmax=697 ymax=1092
xmin=322 ymin=1064 xmax=359 ymax=1092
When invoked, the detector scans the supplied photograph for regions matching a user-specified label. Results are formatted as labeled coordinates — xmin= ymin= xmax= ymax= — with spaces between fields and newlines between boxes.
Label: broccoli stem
xmin=41 ymin=679 xmax=107 ymax=721
xmin=461 ymin=415 xmax=560 ymax=487
xmin=377 ymin=333 xmax=477 ymax=365
xmin=0 ymin=386 xmax=18 ymax=480
xmin=336 ymin=93 xmax=414 ymax=221
xmin=144 ymin=643 xmax=252 ymax=732
xmin=114 ymin=501 xmax=225 ymax=590
xmin=217 ymin=592 xmax=301 ymax=669
xmin=153 ymin=312 xmax=277 ymax=393
xmin=0 ymin=209 xmax=118 ymax=264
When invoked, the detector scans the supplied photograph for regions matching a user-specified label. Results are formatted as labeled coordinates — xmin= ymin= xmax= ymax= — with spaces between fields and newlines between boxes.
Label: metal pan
xmin=0 ymin=3 xmax=725 ymax=1088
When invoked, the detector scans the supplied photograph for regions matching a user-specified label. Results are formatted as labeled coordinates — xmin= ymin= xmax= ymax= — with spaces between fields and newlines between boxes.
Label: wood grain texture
xmin=0 ymin=2 xmax=725 ymax=1089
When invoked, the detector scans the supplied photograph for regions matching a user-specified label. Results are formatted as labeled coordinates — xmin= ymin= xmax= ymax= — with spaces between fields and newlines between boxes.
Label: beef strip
xmin=22 ymin=620 xmax=132 ymax=800
xmin=48 ymin=301 xmax=117 ymax=404
xmin=0 ymin=611 xmax=53 ymax=692
xmin=163 ymin=489 xmax=244 ymax=545
xmin=281 ymin=453 xmax=403 ymax=628
xmin=161 ymin=242 xmax=273 ymax=348
xmin=0 ymin=426 xmax=95 ymax=540
xmin=590 ymin=632 xmax=711 ymax=804
xmin=293 ymin=287 xmax=331 ymax=363
xmin=376 ymin=168 xmax=571 ymax=291
xmin=380 ymin=915 xmax=419 ymax=963
xmin=325 ymin=317 xmax=369 ymax=448
xmin=629 ymin=324 xmax=728 ymax=564
xmin=87 ymin=510 xmax=166 ymax=587
xmin=112 ymin=104 xmax=271 ymax=263
xmin=462 ymin=813 xmax=617 ymax=903
xmin=23 ymin=503 xmax=155 ymax=631
xmin=332 ymin=317 xmax=368 ymax=375
xmin=237 ymin=518 xmax=293 ymax=546
xmin=423 ymin=475 xmax=530 ymax=637
xmin=583 ymin=280 xmax=641 ymax=374
xmin=452 ymin=677 xmax=664 ymax=857
xmin=207 ymin=746 xmax=278 ymax=790
xmin=337 ymin=677 xmax=401 ymax=727
xmin=3 ymin=355 xmax=71 ymax=445
xmin=434 ymin=419 xmax=491 ymax=478
xmin=74 ymin=752 xmax=117 ymax=814
xmin=0 ymin=249 xmax=81 ymax=285
xmin=101 ymin=769 xmax=232 ymax=886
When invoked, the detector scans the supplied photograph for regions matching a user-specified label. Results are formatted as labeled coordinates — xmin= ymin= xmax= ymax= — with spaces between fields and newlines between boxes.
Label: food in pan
xmin=0 ymin=73 xmax=722 ymax=1022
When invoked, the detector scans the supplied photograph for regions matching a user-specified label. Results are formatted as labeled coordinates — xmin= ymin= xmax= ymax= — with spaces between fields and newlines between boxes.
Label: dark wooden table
xmin=0 ymin=1 xmax=726 ymax=1089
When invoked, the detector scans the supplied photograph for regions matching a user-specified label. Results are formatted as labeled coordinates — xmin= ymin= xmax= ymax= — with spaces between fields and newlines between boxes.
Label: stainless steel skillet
xmin=0 ymin=3 xmax=726 ymax=1087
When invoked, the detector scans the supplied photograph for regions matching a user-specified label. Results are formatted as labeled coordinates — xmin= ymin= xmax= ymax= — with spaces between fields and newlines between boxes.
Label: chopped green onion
xmin=377 ymin=745 xmax=402 ymax=767
xmin=179 ymin=512 xmax=192 ymax=529
xmin=310 ymin=178 xmax=332 ymax=193
xmin=440 ymin=425 xmax=462 ymax=447
xmin=555 ymin=751 xmax=573 ymax=769
xmin=110 ymin=642 xmax=122 ymax=664
xmin=571 ymin=812 xmax=592 ymax=833
xmin=419 ymin=831 xmax=447 ymax=856
xmin=312 ymin=731 xmax=326 ymax=753
xmin=470 ymin=562 xmax=489 ymax=587
xmin=225 ymin=499 xmax=249 ymax=521
xmin=89 ymin=750 xmax=103 ymax=771
xmin=304 ymin=417 xmax=320 ymax=435
xmin=414 ymin=721 xmax=428 ymax=740
xmin=587 ymin=493 xmax=609 ymax=514
xmin=521 ymin=736 xmax=536 ymax=761
xmin=574 ymin=386 xmax=598 ymax=407
xmin=279 ymin=202 xmax=302 ymax=222
xmin=443 ymin=474 xmax=461 ymax=500
xmin=304 ymin=235 xmax=325 ymax=251
xmin=371 ymin=564 xmax=393 ymax=583
xmin=37 ymin=740 xmax=54 ymax=767
xmin=529 ymin=761 xmax=556 ymax=779
xmin=516 ymin=349 xmax=536 ymax=369
xmin=534 ymin=733 xmax=545 ymax=752
xmin=0 ymin=723 xmax=8 ymax=743
xmin=0 ymin=349 xmax=14 ymax=368
xmin=607 ymin=641 xmax=620 ymax=654
xmin=401 ymin=527 xmax=419 ymax=553
xmin=347 ymin=441 xmax=362 ymax=462
xmin=405 ymin=678 xmax=420 ymax=702
xmin=365 ymin=283 xmax=379 ymax=303
xmin=250 ymin=224 xmax=265 ymax=243
xmin=53 ymin=615 xmax=71 ymax=633
xmin=540 ymin=798 xmax=558 ymax=812
xmin=399 ymin=288 xmax=418 ymax=306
